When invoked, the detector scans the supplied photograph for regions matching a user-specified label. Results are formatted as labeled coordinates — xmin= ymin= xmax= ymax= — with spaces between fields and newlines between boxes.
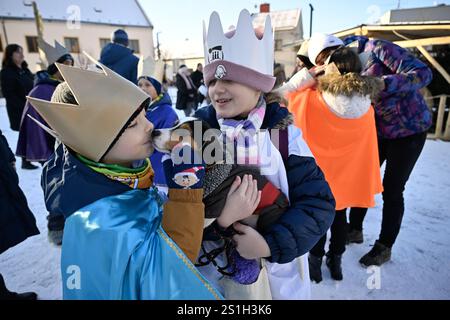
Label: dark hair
xmin=329 ymin=47 xmax=362 ymax=75
xmin=47 ymin=54 xmax=74 ymax=75
xmin=111 ymin=29 xmax=129 ymax=47
xmin=2 ymin=44 xmax=22 ymax=68
xmin=297 ymin=55 xmax=314 ymax=70
xmin=316 ymin=45 xmax=341 ymax=65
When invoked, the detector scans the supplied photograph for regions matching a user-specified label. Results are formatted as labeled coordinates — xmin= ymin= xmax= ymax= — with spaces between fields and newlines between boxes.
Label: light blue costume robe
xmin=61 ymin=188 xmax=222 ymax=300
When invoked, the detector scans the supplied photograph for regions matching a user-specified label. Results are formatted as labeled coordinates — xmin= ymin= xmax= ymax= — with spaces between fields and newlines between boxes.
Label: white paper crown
xmin=37 ymin=37 xmax=70 ymax=67
xmin=137 ymin=55 xmax=165 ymax=83
xmin=203 ymin=9 xmax=274 ymax=76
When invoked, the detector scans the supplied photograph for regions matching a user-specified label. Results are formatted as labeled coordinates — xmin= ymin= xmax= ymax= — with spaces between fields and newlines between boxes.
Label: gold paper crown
xmin=37 ymin=37 xmax=70 ymax=67
xmin=137 ymin=55 xmax=165 ymax=83
xmin=26 ymin=52 xmax=150 ymax=162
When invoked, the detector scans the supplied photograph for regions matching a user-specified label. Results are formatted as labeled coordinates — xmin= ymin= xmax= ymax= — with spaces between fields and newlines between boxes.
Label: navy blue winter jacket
xmin=99 ymin=43 xmax=139 ymax=83
xmin=195 ymin=103 xmax=336 ymax=263
xmin=41 ymin=143 xmax=129 ymax=219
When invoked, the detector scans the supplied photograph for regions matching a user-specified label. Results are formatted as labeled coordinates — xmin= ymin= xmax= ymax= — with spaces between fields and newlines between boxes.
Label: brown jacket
xmin=162 ymin=188 xmax=204 ymax=263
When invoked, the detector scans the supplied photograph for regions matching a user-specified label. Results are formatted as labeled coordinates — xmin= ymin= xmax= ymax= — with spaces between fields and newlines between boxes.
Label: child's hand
xmin=217 ymin=175 xmax=261 ymax=228
xmin=162 ymin=142 xmax=205 ymax=189
xmin=232 ymin=222 xmax=271 ymax=260
xmin=309 ymin=64 xmax=327 ymax=78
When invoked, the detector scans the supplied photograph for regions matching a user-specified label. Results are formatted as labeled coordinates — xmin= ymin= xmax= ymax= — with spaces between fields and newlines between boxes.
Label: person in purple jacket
xmin=16 ymin=38 xmax=73 ymax=246
xmin=342 ymin=36 xmax=433 ymax=267
xmin=138 ymin=74 xmax=178 ymax=193
xmin=16 ymin=39 xmax=73 ymax=166
xmin=16 ymin=61 xmax=73 ymax=164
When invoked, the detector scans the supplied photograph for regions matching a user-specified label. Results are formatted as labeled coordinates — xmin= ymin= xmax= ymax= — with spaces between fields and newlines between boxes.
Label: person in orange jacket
xmin=283 ymin=47 xmax=383 ymax=282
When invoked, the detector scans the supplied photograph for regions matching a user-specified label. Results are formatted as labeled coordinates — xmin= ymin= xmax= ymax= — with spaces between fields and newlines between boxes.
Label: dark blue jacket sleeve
xmin=129 ymin=57 xmax=138 ymax=84
xmin=0 ymin=129 xmax=15 ymax=163
xmin=159 ymin=107 xmax=178 ymax=129
xmin=263 ymin=155 xmax=335 ymax=264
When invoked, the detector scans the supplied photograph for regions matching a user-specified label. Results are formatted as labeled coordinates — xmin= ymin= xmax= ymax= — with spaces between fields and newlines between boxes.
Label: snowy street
xmin=1 ymin=99 xmax=449 ymax=300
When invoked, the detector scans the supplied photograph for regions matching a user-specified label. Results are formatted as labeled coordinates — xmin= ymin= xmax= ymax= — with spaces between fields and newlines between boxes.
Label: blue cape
xmin=61 ymin=188 xmax=222 ymax=300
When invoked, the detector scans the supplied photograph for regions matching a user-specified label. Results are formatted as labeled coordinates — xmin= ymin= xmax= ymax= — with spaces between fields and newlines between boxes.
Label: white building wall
xmin=0 ymin=19 xmax=154 ymax=72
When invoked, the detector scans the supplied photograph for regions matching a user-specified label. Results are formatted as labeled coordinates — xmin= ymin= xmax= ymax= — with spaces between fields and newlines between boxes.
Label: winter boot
xmin=308 ymin=253 xmax=323 ymax=283
xmin=346 ymin=229 xmax=364 ymax=244
xmin=359 ymin=240 xmax=392 ymax=267
xmin=326 ymin=252 xmax=343 ymax=281
xmin=21 ymin=158 xmax=38 ymax=170
xmin=47 ymin=213 xmax=65 ymax=246
xmin=0 ymin=274 xmax=37 ymax=300
xmin=48 ymin=229 xmax=63 ymax=246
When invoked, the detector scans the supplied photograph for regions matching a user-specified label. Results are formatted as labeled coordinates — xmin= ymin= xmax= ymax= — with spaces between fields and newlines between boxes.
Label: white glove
xmin=276 ymin=67 xmax=319 ymax=94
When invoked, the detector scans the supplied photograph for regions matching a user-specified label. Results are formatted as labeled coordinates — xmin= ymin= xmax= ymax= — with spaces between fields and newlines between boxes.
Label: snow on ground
xmin=1 ymin=100 xmax=62 ymax=300
xmin=1 ymin=96 xmax=449 ymax=300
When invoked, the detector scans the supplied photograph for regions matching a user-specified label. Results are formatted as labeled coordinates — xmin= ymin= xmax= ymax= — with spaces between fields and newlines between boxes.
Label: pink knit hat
xmin=204 ymin=60 xmax=276 ymax=93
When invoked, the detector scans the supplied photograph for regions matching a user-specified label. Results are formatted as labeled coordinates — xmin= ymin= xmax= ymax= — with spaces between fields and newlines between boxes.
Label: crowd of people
xmin=0 ymin=8 xmax=433 ymax=300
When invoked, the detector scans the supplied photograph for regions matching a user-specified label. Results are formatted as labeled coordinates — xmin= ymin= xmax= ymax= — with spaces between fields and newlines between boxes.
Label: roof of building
xmin=379 ymin=4 xmax=450 ymax=24
xmin=333 ymin=23 xmax=450 ymax=46
xmin=252 ymin=8 xmax=301 ymax=31
xmin=0 ymin=0 xmax=152 ymax=28
xmin=332 ymin=5 xmax=450 ymax=43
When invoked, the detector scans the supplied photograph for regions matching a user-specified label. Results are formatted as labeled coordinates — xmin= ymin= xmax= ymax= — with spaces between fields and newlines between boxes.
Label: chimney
xmin=260 ymin=3 xmax=270 ymax=13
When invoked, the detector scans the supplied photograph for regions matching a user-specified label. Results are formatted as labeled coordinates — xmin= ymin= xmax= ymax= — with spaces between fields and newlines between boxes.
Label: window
xmin=275 ymin=39 xmax=283 ymax=51
xmin=99 ymin=38 xmax=110 ymax=49
xmin=26 ymin=36 xmax=39 ymax=53
xmin=129 ymin=39 xmax=140 ymax=53
xmin=64 ymin=37 xmax=80 ymax=53
xmin=100 ymin=37 xmax=139 ymax=53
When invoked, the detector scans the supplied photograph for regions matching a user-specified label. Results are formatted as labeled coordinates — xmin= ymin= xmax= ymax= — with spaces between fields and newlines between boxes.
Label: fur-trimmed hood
xmin=318 ymin=72 xmax=383 ymax=99
xmin=317 ymin=73 xmax=383 ymax=119
xmin=272 ymin=112 xmax=293 ymax=129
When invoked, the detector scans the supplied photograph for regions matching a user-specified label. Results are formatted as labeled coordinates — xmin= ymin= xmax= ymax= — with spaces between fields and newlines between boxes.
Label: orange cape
xmin=288 ymin=88 xmax=382 ymax=210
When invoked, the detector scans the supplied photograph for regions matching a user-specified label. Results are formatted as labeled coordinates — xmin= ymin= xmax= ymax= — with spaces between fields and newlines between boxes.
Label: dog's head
xmin=152 ymin=117 xmax=212 ymax=154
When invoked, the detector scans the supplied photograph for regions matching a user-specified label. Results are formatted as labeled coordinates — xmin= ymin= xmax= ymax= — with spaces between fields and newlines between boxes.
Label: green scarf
xmin=77 ymin=154 xmax=154 ymax=189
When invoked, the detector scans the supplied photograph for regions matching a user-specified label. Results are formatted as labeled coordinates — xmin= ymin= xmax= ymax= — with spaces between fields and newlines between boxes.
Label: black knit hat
xmin=111 ymin=29 xmax=129 ymax=47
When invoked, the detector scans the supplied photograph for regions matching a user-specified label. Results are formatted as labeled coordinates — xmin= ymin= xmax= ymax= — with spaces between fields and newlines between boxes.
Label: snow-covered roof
xmin=252 ymin=9 xmax=301 ymax=31
xmin=0 ymin=0 xmax=152 ymax=28
xmin=379 ymin=4 xmax=450 ymax=24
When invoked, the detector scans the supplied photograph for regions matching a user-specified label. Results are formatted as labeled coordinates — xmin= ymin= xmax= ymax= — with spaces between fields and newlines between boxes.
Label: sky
xmin=138 ymin=0 xmax=449 ymax=58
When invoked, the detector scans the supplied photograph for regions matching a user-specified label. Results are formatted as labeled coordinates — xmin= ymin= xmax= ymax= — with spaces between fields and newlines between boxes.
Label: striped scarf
xmin=77 ymin=154 xmax=154 ymax=189
xmin=218 ymin=96 xmax=266 ymax=165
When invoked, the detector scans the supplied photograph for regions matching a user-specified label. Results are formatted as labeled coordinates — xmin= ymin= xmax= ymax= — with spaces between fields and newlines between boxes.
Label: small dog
xmin=152 ymin=117 xmax=288 ymax=231
xmin=152 ymin=117 xmax=289 ymax=284
xmin=151 ymin=117 xmax=212 ymax=154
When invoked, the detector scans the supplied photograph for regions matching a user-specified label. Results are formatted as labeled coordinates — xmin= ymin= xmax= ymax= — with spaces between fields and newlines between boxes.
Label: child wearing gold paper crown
xmin=29 ymin=54 xmax=257 ymax=299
